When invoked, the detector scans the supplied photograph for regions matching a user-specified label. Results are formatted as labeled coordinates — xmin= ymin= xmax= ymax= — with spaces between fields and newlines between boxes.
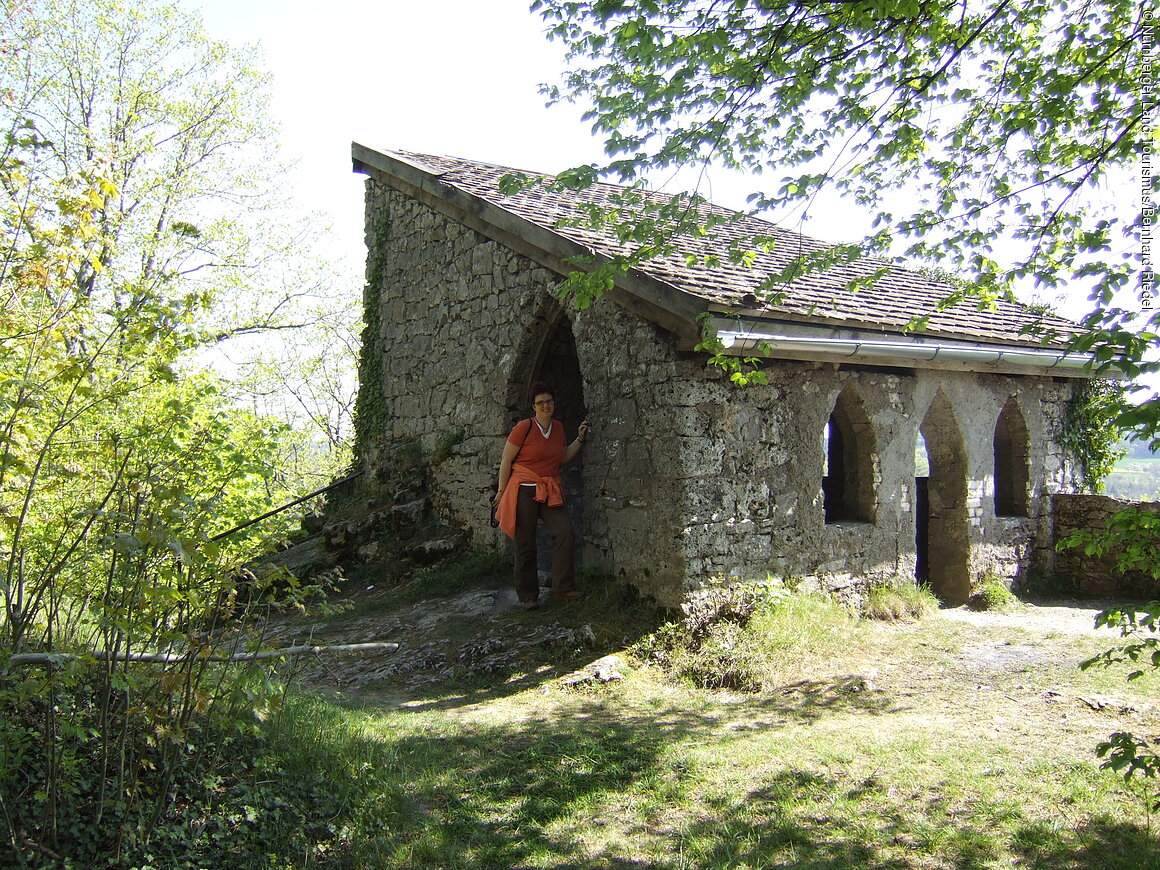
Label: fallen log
xmin=5 ymin=642 xmax=400 ymax=668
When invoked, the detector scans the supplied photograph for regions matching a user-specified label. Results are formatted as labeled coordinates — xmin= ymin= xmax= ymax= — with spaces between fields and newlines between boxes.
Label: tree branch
xmin=213 ymin=321 xmax=316 ymax=344
xmin=6 ymin=641 xmax=401 ymax=668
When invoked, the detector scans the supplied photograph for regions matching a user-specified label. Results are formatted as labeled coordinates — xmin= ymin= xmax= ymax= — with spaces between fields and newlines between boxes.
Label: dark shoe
xmin=552 ymin=590 xmax=581 ymax=600
xmin=521 ymin=600 xmax=540 ymax=610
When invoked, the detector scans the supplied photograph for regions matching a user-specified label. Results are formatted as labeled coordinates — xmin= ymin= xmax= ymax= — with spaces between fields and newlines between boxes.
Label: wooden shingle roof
xmin=380 ymin=150 xmax=1076 ymax=351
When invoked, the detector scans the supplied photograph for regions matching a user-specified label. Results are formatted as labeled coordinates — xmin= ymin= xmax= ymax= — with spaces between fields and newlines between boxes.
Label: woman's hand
xmin=564 ymin=420 xmax=590 ymax=464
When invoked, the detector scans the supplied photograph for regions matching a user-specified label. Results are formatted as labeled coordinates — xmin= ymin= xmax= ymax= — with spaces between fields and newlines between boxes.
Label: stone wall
xmin=357 ymin=175 xmax=1077 ymax=607
xmin=638 ymin=361 xmax=1073 ymax=604
xmin=1049 ymin=493 xmax=1160 ymax=597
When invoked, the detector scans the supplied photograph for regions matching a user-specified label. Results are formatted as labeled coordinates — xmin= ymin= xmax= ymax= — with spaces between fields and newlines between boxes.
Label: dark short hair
xmin=528 ymin=381 xmax=555 ymax=404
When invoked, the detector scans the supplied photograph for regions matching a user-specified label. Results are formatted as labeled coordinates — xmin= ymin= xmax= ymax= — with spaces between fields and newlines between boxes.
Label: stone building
xmin=350 ymin=145 xmax=1094 ymax=607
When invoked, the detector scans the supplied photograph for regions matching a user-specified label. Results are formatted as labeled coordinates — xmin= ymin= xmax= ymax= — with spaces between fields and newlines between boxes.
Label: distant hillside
xmin=1103 ymin=439 xmax=1160 ymax=500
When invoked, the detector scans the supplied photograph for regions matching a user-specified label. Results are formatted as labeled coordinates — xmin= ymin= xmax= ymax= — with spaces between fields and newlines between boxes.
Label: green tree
xmin=2 ymin=0 xmax=267 ymax=316
xmin=1 ymin=0 xmax=361 ymax=471
xmin=0 ymin=4 xmax=348 ymax=861
xmin=531 ymin=0 xmax=1156 ymax=815
xmin=532 ymin=0 xmax=1145 ymax=411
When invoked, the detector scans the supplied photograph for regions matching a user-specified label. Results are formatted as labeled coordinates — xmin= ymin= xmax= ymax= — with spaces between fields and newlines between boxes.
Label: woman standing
xmin=493 ymin=382 xmax=589 ymax=610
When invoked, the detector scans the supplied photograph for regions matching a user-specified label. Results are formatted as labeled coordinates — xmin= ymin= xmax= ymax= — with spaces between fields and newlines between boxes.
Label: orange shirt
xmin=507 ymin=418 xmax=566 ymax=477
xmin=494 ymin=419 xmax=567 ymax=538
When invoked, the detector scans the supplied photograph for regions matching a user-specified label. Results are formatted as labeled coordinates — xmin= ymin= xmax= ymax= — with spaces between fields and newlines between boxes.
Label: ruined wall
xmin=356 ymin=180 xmax=694 ymax=601
xmin=644 ymin=364 xmax=1073 ymax=603
xmin=1049 ymin=494 xmax=1160 ymax=597
xmin=358 ymin=175 xmax=1076 ymax=607
xmin=357 ymin=180 xmax=570 ymax=522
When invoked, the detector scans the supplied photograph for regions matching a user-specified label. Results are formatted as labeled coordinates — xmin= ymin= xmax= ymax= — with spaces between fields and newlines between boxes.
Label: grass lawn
xmin=260 ymin=578 xmax=1160 ymax=869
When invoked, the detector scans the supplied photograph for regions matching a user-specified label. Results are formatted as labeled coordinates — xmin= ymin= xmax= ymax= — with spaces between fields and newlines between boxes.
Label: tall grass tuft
xmin=633 ymin=587 xmax=860 ymax=690
xmin=969 ymin=576 xmax=1020 ymax=611
xmin=863 ymin=580 xmax=940 ymax=621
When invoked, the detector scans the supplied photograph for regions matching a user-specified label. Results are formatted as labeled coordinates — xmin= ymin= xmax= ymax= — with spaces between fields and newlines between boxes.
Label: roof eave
xmin=696 ymin=315 xmax=1102 ymax=379
xmin=352 ymin=143 xmax=705 ymax=345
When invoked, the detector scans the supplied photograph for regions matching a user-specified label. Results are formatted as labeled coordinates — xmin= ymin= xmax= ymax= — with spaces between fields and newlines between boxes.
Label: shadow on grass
xmin=672 ymin=768 xmax=1159 ymax=870
xmin=386 ymin=668 xmax=900 ymax=724
xmin=259 ymin=695 xmax=1159 ymax=869
xmin=271 ymin=697 xmax=691 ymax=867
xmin=762 ymin=675 xmax=901 ymax=723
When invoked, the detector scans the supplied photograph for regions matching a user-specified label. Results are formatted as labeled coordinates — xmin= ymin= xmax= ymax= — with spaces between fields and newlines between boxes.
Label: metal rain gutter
xmin=708 ymin=317 xmax=1096 ymax=374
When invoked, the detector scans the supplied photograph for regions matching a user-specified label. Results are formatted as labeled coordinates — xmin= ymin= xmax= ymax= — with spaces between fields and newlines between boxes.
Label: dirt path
xmin=938 ymin=599 xmax=1114 ymax=636
xmin=273 ymin=588 xmax=1138 ymax=707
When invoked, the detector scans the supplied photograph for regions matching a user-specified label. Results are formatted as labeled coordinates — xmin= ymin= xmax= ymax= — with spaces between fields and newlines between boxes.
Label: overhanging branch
xmin=5 ymin=641 xmax=400 ymax=668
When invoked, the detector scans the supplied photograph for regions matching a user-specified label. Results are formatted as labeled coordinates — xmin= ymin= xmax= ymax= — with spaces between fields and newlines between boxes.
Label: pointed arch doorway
xmin=508 ymin=310 xmax=588 ymax=581
xmin=915 ymin=391 xmax=971 ymax=604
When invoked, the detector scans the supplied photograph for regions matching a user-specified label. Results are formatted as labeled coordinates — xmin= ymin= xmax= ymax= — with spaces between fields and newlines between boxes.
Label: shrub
xmin=0 ymin=675 xmax=401 ymax=869
xmin=968 ymin=577 xmax=1019 ymax=611
xmin=1082 ymin=604 xmax=1160 ymax=815
xmin=632 ymin=585 xmax=858 ymax=691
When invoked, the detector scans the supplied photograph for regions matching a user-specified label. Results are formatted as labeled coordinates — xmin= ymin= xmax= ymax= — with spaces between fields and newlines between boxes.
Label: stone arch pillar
xmin=917 ymin=390 xmax=971 ymax=604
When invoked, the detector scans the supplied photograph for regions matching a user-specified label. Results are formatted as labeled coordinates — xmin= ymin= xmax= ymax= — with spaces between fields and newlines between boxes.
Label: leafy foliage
xmin=531 ymin=0 xmax=1145 ymax=404
xmin=2 ymin=0 xmax=360 ymax=475
xmin=0 ymin=678 xmax=384 ymax=868
xmin=0 ymin=144 xmax=313 ymax=860
xmin=1060 ymin=505 xmax=1160 ymax=591
xmin=5 ymin=0 xmax=272 ymax=321
xmin=1061 ymin=378 xmax=1129 ymax=491
xmin=1096 ymin=732 xmax=1160 ymax=812
xmin=694 ymin=312 xmax=770 ymax=385
xmin=633 ymin=584 xmax=860 ymax=690
xmin=0 ymin=2 xmax=351 ymax=863
xmin=353 ymin=213 xmax=393 ymax=462
xmin=1081 ymin=605 xmax=1160 ymax=812
xmin=1082 ymin=603 xmax=1160 ymax=682
xmin=967 ymin=576 xmax=1019 ymax=612
xmin=535 ymin=0 xmax=1138 ymax=292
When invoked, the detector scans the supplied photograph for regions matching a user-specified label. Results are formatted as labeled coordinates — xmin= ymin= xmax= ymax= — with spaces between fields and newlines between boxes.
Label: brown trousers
xmin=514 ymin=485 xmax=575 ymax=603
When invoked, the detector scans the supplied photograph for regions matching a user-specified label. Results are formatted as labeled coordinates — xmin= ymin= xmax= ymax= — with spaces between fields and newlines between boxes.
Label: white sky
xmin=185 ymin=0 xmax=1135 ymax=328
xmin=187 ymin=0 xmax=612 ymax=268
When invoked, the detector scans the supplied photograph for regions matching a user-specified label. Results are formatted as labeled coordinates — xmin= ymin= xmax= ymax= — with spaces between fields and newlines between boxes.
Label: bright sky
xmin=187 ymin=0 xmax=610 ymax=269
xmin=185 ymin=0 xmax=1134 ymax=329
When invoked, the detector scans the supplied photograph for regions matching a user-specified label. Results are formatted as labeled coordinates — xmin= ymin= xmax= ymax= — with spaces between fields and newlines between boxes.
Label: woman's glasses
xmin=533 ymin=400 xmax=555 ymax=408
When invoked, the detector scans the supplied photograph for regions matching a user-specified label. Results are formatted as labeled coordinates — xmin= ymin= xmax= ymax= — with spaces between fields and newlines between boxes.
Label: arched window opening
xmin=822 ymin=388 xmax=877 ymax=524
xmin=994 ymin=397 xmax=1030 ymax=517
xmin=915 ymin=433 xmax=930 ymax=478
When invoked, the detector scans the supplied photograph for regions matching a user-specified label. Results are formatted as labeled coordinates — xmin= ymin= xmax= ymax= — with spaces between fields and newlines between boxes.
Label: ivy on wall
xmin=1061 ymin=379 xmax=1126 ymax=493
xmin=352 ymin=199 xmax=392 ymax=463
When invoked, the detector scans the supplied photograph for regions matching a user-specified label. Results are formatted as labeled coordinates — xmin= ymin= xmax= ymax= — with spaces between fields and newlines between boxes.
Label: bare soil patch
xmin=939 ymin=598 xmax=1113 ymax=636
xmin=268 ymin=587 xmax=1153 ymax=745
